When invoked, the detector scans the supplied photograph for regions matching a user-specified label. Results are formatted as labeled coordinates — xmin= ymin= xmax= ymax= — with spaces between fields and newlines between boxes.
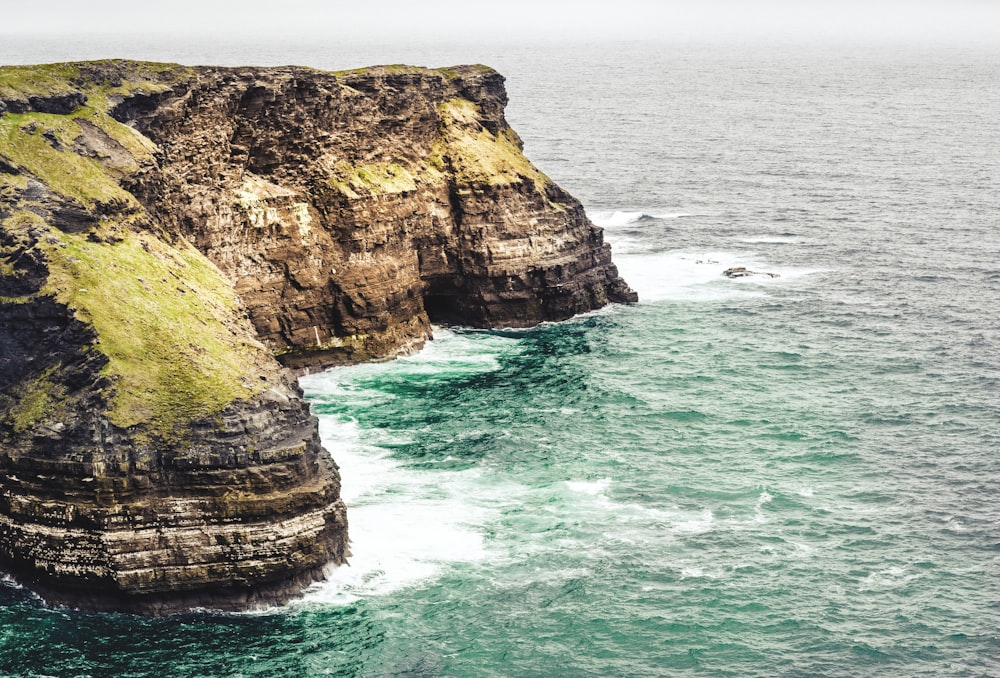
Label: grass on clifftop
xmin=433 ymin=99 xmax=551 ymax=188
xmin=328 ymin=98 xmax=553 ymax=198
xmin=38 ymin=225 xmax=270 ymax=431
xmin=0 ymin=60 xmax=188 ymax=102
xmin=1 ymin=61 xmax=271 ymax=433
xmin=0 ymin=61 xmax=182 ymax=208
xmin=0 ymin=111 xmax=138 ymax=207
xmin=0 ymin=62 xmax=81 ymax=100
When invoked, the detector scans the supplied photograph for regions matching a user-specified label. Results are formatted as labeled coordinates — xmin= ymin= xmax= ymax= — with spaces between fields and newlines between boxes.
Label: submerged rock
xmin=0 ymin=60 xmax=635 ymax=614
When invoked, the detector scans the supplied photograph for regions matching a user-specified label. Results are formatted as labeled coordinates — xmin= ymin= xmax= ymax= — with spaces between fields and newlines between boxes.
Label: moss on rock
xmin=433 ymin=98 xmax=550 ymax=188
xmin=328 ymin=161 xmax=426 ymax=198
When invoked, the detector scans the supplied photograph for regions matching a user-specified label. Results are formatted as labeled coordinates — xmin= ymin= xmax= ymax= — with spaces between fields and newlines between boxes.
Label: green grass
xmin=329 ymin=161 xmax=426 ymax=198
xmin=40 ymin=227 xmax=270 ymax=430
xmin=2 ymin=366 xmax=66 ymax=433
xmin=0 ymin=60 xmax=181 ymax=206
xmin=326 ymin=97 xmax=553 ymax=199
xmin=0 ymin=111 xmax=139 ymax=206
xmin=332 ymin=64 xmax=428 ymax=79
xmin=434 ymin=64 xmax=494 ymax=80
xmin=0 ymin=62 xmax=81 ymax=100
xmin=433 ymin=99 xmax=550 ymax=188
xmin=1 ymin=61 xmax=271 ymax=432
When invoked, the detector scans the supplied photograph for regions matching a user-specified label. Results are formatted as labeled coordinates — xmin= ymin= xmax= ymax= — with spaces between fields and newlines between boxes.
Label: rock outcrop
xmin=0 ymin=60 xmax=634 ymax=614
xmin=723 ymin=267 xmax=779 ymax=279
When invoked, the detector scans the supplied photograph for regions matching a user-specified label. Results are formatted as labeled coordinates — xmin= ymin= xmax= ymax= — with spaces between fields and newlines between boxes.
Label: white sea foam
xmin=608 ymin=245 xmax=826 ymax=303
xmin=791 ymin=541 xmax=816 ymax=556
xmin=590 ymin=210 xmax=647 ymax=227
xmin=301 ymin=417 xmax=495 ymax=605
xmin=859 ymin=566 xmax=922 ymax=591
xmin=754 ymin=489 xmax=774 ymax=523
xmin=297 ymin=328 xmax=580 ymax=605
xmin=0 ymin=572 xmax=24 ymax=591
xmin=589 ymin=210 xmax=692 ymax=227
xmin=611 ymin=249 xmax=765 ymax=302
xmin=672 ymin=508 xmax=715 ymax=534
xmin=302 ymin=327 xmax=516 ymax=400
xmin=679 ymin=565 xmax=724 ymax=579
xmin=298 ymin=335 xmax=522 ymax=605
xmin=564 ymin=478 xmax=612 ymax=496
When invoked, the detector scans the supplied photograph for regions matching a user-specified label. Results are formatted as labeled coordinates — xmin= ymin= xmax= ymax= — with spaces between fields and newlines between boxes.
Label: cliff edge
xmin=0 ymin=60 xmax=635 ymax=614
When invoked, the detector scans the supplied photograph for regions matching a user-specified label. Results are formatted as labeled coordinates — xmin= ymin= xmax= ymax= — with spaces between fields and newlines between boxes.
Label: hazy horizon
xmin=2 ymin=0 xmax=999 ymax=46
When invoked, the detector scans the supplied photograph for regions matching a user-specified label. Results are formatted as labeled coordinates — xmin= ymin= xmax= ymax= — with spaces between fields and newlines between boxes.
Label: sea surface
xmin=1 ymin=37 xmax=999 ymax=677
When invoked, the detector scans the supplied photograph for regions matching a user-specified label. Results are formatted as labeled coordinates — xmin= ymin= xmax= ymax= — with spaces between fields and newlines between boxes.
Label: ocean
xmin=1 ymin=37 xmax=998 ymax=676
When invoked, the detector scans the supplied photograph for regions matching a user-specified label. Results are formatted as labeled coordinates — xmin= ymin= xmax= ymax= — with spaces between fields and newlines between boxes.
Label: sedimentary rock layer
xmin=0 ymin=60 xmax=634 ymax=614
xmin=117 ymin=62 xmax=635 ymax=366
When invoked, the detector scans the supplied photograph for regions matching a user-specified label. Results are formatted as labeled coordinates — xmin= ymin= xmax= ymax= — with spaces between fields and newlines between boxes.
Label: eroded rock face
xmin=119 ymin=64 xmax=636 ymax=367
xmin=0 ymin=60 xmax=634 ymax=614
xmin=0 ymin=198 xmax=347 ymax=615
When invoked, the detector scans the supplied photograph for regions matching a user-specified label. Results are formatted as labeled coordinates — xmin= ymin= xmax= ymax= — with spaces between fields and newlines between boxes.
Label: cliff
xmin=0 ymin=60 xmax=635 ymax=614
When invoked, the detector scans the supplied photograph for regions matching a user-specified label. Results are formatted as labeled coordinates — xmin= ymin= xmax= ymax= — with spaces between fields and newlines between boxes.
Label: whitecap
xmin=679 ymin=565 xmax=723 ymax=579
xmin=672 ymin=509 xmax=714 ymax=534
xmin=791 ymin=541 xmax=816 ymax=556
xmin=859 ymin=566 xmax=922 ymax=591
xmin=589 ymin=210 xmax=650 ymax=227
xmin=0 ymin=572 xmax=24 ymax=591
xmin=590 ymin=210 xmax=692 ymax=227
xmin=564 ymin=478 xmax=612 ymax=496
xmin=300 ymin=327 xmax=523 ymax=415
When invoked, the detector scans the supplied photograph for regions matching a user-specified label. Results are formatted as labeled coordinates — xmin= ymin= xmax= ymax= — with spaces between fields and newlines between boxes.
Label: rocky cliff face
xmin=117 ymin=63 xmax=635 ymax=367
xmin=0 ymin=60 xmax=634 ymax=614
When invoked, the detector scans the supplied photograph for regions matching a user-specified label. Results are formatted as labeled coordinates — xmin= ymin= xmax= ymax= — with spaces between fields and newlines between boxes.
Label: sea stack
xmin=0 ymin=60 xmax=635 ymax=614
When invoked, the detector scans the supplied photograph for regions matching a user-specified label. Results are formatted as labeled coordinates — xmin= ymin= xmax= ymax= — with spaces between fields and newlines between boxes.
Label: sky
xmin=1 ymin=0 xmax=999 ymax=44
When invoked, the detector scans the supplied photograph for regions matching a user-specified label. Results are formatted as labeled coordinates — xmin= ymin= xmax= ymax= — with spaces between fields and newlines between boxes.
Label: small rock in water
xmin=723 ymin=267 xmax=780 ymax=278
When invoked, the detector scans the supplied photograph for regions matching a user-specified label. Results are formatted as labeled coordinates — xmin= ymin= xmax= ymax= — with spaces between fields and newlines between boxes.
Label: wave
xmin=302 ymin=327 xmax=517 ymax=408
xmin=297 ymin=414 xmax=496 ymax=605
xmin=738 ymin=235 xmax=801 ymax=244
xmin=298 ymin=338 xmax=531 ymax=605
xmin=564 ymin=478 xmax=612 ymax=496
xmin=590 ymin=210 xmax=692 ymax=227
xmin=0 ymin=572 xmax=25 ymax=591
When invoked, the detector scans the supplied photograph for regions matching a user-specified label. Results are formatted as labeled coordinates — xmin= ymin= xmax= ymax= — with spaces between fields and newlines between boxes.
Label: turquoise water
xmin=2 ymin=39 xmax=999 ymax=676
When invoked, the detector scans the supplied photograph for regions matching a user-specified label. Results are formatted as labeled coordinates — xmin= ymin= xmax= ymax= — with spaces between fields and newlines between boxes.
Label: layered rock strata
xmin=119 ymin=62 xmax=635 ymax=366
xmin=0 ymin=60 xmax=634 ymax=614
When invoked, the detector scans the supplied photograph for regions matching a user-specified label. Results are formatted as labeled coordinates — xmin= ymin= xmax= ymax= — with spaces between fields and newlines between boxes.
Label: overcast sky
xmin=2 ymin=0 xmax=998 ymax=43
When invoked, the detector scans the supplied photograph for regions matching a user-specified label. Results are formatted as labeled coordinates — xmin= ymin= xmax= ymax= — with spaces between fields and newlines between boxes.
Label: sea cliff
xmin=0 ymin=60 xmax=635 ymax=614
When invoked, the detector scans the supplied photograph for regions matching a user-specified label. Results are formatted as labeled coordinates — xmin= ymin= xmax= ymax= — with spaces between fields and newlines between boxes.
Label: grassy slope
xmin=0 ymin=61 xmax=268 ymax=432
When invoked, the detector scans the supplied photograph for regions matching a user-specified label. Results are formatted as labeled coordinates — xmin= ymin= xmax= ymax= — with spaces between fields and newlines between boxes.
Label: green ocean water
xmin=1 ymin=39 xmax=999 ymax=676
